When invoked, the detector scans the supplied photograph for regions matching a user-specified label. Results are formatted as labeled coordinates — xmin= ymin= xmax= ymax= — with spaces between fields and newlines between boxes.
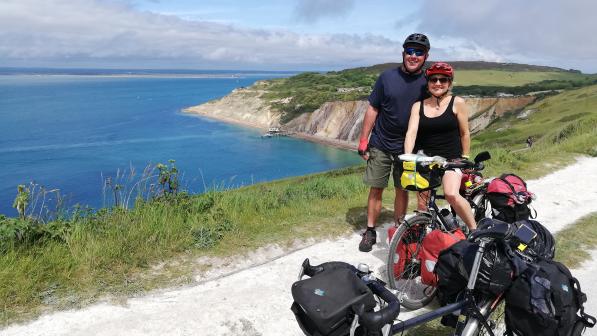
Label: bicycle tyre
xmin=386 ymin=215 xmax=437 ymax=310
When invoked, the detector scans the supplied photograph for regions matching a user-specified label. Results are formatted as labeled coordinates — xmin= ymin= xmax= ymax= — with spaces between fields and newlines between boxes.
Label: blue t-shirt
xmin=368 ymin=67 xmax=427 ymax=154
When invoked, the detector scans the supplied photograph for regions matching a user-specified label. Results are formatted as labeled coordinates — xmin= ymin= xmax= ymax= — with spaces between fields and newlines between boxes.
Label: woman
xmin=403 ymin=62 xmax=476 ymax=230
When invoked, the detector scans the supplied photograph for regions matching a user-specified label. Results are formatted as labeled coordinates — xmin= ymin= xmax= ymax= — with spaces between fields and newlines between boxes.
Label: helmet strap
xmin=431 ymin=92 xmax=448 ymax=107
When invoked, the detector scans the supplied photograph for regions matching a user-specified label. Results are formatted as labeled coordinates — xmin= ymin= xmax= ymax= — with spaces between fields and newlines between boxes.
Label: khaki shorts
xmin=363 ymin=147 xmax=402 ymax=188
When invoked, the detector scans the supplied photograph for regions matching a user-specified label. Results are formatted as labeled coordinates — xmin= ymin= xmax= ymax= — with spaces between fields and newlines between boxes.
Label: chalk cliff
xmin=184 ymin=84 xmax=536 ymax=148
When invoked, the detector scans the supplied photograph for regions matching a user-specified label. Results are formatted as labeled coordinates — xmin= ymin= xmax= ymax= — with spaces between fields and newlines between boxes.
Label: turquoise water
xmin=0 ymin=71 xmax=361 ymax=216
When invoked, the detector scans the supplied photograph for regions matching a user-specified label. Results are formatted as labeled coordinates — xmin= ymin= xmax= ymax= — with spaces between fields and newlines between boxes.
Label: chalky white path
xmin=2 ymin=157 xmax=597 ymax=336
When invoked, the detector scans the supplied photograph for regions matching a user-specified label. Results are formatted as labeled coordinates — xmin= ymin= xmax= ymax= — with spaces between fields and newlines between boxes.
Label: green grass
xmin=1 ymin=82 xmax=597 ymax=327
xmin=454 ymin=70 xmax=588 ymax=86
xmin=0 ymin=167 xmax=372 ymax=324
xmin=471 ymin=84 xmax=597 ymax=179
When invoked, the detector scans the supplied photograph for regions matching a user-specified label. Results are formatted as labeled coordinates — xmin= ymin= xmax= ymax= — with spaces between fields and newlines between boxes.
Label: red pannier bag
xmin=486 ymin=173 xmax=533 ymax=207
xmin=388 ymin=225 xmax=421 ymax=279
xmin=486 ymin=173 xmax=534 ymax=223
xmin=419 ymin=229 xmax=465 ymax=286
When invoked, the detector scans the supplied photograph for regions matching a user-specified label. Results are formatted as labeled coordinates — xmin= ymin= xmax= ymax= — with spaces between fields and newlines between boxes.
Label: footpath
xmin=2 ymin=157 xmax=597 ymax=336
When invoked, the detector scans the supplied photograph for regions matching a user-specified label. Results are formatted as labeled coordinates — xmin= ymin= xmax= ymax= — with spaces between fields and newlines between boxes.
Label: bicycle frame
xmin=415 ymin=188 xmax=454 ymax=231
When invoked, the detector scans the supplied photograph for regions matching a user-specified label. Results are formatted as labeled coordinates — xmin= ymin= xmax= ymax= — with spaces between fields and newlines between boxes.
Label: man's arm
xmin=357 ymin=104 xmax=379 ymax=160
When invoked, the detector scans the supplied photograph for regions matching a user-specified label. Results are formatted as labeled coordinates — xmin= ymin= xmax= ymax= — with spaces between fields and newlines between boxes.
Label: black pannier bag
xmin=487 ymin=173 xmax=534 ymax=223
xmin=435 ymin=239 xmax=514 ymax=327
xmin=291 ymin=267 xmax=376 ymax=336
xmin=512 ymin=219 xmax=555 ymax=261
xmin=435 ymin=240 xmax=514 ymax=302
xmin=505 ymin=259 xmax=596 ymax=336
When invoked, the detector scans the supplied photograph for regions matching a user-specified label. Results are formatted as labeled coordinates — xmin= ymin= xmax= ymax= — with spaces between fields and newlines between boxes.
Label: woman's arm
xmin=404 ymin=101 xmax=421 ymax=154
xmin=454 ymin=97 xmax=470 ymax=157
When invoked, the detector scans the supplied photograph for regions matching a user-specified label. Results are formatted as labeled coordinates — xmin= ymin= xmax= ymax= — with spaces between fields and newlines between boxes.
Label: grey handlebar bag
xmin=291 ymin=267 xmax=376 ymax=336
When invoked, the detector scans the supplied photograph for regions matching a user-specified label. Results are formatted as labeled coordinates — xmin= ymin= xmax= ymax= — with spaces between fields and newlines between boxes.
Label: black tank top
xmin=414 ymin=96 xmax=462 ymax=159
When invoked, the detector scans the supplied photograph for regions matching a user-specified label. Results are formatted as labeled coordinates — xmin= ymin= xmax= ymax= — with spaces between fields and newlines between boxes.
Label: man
xmin=357 ymin=33 xmax=430 ymax=252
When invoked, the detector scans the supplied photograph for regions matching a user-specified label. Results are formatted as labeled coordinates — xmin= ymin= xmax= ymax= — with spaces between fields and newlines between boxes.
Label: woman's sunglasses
xmin=428 ymin=76 xmax=451 ymax=84
xmin=404 ymin=47 xmax=426 ymax=57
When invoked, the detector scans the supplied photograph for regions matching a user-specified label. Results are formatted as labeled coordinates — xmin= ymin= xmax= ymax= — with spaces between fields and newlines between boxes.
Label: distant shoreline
xmin=0 ymin=73 xmax=293 ymax=79
xmin=0 ymin=68 xmax=299 ymax=78
xmin=183 ymin=108 xmax=357 ymax=152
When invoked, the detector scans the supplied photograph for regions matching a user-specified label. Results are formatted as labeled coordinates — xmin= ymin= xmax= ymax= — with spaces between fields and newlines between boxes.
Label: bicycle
xmin=386 ymin=151 xmax=492 ymax=310
xmin=293 ymin=219 xmax=531 ymax=336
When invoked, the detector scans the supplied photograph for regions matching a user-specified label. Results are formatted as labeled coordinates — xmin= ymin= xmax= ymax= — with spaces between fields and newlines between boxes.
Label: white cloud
xmin=413 ymin=0 xmax=597 ymax=72
xmin=0 ymin=0 xmax=398 ymax=69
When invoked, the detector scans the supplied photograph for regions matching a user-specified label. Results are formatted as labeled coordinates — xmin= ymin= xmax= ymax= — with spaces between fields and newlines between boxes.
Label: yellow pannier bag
xmin=398 ymin=160 xmax=442 ymax=191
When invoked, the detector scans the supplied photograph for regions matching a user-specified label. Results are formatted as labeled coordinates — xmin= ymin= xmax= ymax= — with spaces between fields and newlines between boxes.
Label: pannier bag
xmin=505 ymin=259 xmax=596 ymax=336
xmin=487 ymin=173 xmax=534 ymax=223
xmin=291 ymin=267 xmax=376 ymax=336
xmin=419 ymin=228 xmax=465 ymax=286
xmin=397 ymin=160 xmax=442 ymax=191
xmin=435 ymin=238 xmax=514 ymax=303
xmin=512 ymin=219 xmax=556 ymax=261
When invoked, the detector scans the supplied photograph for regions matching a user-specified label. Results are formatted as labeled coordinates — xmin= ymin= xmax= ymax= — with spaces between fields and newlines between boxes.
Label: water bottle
xmin=440 ymin=208 xmax=458 ymax=231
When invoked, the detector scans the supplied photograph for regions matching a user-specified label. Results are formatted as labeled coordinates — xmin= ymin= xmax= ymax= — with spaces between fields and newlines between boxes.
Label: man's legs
xmin=360 ymin=147 xmax=392 ymax=252
xmin=367 ymin=187 xmax=384 ymax=228
xmin=359 ymin=187 xmax=383 ymax=252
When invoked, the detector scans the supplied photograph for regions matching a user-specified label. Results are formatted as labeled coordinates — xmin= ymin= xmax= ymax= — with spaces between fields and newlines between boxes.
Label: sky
xmin=1 ymin=0 xmax=596 ymax=72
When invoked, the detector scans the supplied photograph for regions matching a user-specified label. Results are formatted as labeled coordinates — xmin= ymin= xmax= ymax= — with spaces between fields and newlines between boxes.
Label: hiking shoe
xmin=359 ymin=229 xmax=377 ymax=252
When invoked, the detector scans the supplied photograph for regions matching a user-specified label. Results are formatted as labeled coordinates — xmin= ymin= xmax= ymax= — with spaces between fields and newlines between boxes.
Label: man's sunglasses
xmin=404 ymin=48 xmax=426 ymax=57
xmin=428 ymin=76 xmax=451 ymax=84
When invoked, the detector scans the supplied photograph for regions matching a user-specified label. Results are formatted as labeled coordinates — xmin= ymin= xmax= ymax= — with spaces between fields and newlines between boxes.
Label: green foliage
xmin=12 ymin=185 xmax=30 ymax=219
xmin=156 ymin=160 xmax=179 ymax=196
xmin=0 ymin=165 xmax=368 ymax=324
xmin=264 ymin=69 xmax=375 ymax=122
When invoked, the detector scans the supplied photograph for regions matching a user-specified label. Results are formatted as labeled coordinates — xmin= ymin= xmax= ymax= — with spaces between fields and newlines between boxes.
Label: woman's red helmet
xmin=425 ymin=62 xmax=454 ymax=79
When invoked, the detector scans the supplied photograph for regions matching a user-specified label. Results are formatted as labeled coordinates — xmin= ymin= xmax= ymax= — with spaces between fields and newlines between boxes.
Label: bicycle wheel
xmin=386 ymin=215 xmax=437 ymax=310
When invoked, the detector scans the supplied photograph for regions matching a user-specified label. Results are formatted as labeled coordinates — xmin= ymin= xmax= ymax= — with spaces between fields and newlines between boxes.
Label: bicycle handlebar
xmin=353 ymin=280 xmax=401 ymax=333
xmin=467 ymin=218 xmax=535 ymax=244
xmin=397 ymin=151 xmax=491 ymax=172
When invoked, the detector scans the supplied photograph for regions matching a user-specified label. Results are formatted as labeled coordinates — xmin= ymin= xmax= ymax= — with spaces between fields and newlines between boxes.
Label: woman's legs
xmin=442 ymin=170 xmax=477 ymax=230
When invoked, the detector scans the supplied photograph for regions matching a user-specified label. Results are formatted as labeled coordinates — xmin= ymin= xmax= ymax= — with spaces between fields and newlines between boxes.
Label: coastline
xmin=182 ymin=107 xmax=357 ymax=152
xmin=182 ymin=106 xmax=267 ymax=130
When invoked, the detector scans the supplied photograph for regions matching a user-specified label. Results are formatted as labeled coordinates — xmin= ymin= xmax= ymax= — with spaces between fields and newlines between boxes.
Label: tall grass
xmin=0 ymin=167 xmax=370 ymax=324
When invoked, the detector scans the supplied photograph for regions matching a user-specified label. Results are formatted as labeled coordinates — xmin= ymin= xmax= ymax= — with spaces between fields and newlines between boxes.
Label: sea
xmin=0 ymin=68 xmax=362 ymax=217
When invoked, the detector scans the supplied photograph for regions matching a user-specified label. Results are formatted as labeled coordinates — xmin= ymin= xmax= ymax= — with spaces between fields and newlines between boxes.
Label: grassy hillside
xmin=472 ymin=84 xmax=597 ymax=178
xmin=260 ymin=61 xmax=596 ymax=122
xmin=1 ymin=82 xmax=596 ymax=325
xmin=454 ymin=70 xmax=588 ymax=86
